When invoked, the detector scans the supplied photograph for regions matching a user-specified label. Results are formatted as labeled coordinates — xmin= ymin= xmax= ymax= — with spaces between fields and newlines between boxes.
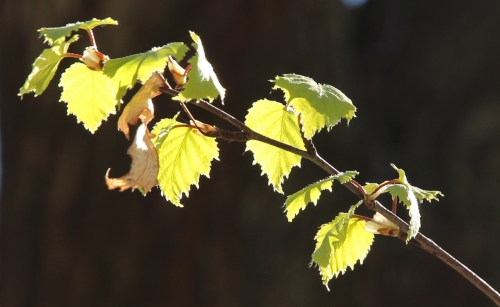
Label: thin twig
xmin=370 ymin=202 xmax=500 ymax=306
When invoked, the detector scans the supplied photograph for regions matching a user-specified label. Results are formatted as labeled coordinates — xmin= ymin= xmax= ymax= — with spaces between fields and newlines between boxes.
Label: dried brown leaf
xmin=167 ymin=55 xmax=191 ymax=88
xmin=118 ymin=71 xmax=166 ymax=139
xmin=106 ymin=111 xmax=159 ymax=193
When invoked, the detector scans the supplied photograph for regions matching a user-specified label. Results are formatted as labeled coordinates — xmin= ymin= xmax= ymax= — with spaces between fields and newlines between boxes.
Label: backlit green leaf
xmin=390 ymin=164 xmax=443 ymax=203
xmin=387 ymin=164 xmax=442 ymax=241
xmin=19 ymin=35 xmax=79 ymax=97
xmin=38 ymin=17 xmax=118 ymax=45
xmin=245 ymin=99 xmax=305 ymax=193
xmin=104 ymin=43 xmax=188 ymax=101
xmin=285 ymin=171 xmax=358 ymax=222
xmin=173 ymin=31 xmax=225 ymax=103
xmin=385 ymin=184 xmax=420 ymax=241
xmin=59 ymin=62 xmax=117 ymax=133
xmin=312 ymin=201 xmax=374 ymax=289
xmin=152 ymin=118 xmax=219 ymax=206
xmin=363 ymin=183 xmax=379 ymax=195
xmin=413 ymin=186 xmax=443 ymax=203
xmin=272 ymin=74 xmax=356 ymax=139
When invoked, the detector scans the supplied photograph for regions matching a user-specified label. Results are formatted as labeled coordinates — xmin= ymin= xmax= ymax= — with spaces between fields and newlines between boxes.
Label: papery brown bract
xmin=80 ymin=47 xmax=108 ymax=71
xmin=365 ymin=212 xmax=399 ymax=237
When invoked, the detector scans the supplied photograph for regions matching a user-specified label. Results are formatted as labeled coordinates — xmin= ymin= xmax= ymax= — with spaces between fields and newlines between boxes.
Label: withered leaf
xmin=106 ymin=109 xmax=159 ymax=193
xmin=167 ymin=55 xmax=191 ymax=88
xmin=118 ymin=71 xmax=167 ymax=139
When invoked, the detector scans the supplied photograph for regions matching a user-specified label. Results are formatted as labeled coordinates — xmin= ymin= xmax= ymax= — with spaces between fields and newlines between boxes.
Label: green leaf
xmin=103 ymin=43 xmax=188 ymax=101
xmin=38 ymin=17 xmax=118 ymax=45
xmin=387 ymin=164 xmax=442 ymax=241
xmin=272 ymin=74 xmax=356 ymax=139
xmin=389 ymin=164 xmax=420 ymax=240
xmin=412 ymin=186 xmax=444 ymax=203
xmin=391 ymin=163 xmax=409 ymax=184
xmin=363 ymin=183 xmax=379 ymax=195
xmin=390 ymin=164 xmax=443 ymax=203
xmin=245 ymin=99 xmax=306 ymax=193
xmin=19 ymin=35 xmax=79 ymax=97
xmin=285 ymin=171 xmax=358 ymax=222
xmin=385 ymin=184 xmax=420 ymax=241
xmin=172 ymin=31 xmax=225 ymax=103
xmin=59 ymin=62 xmax=117 ymax=133
xmin=152 ymin=113 xmax=180 ymax=150
xmin=312 ymin=201 xmax=374 ymax=289
xmin=151 ymin=118 xmax=219 ymax=207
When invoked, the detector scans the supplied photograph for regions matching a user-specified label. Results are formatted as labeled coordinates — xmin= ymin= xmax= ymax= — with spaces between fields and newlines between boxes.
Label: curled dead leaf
xmin=168 ymin=55 xmax=191 ymax=88
xmin=106 ymin=109 xmax=159 ymax=193
xmin=118 ymin=71 xmax=167 ymax=139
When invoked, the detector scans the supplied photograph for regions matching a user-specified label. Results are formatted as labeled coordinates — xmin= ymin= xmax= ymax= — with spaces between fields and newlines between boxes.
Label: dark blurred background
xmin=2 ymin=0 xmax=500 ymax=306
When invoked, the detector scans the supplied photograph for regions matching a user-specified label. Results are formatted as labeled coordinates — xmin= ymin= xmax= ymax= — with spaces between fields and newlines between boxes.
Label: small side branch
xmin=159 ymin=84 xmax=500 ymax=306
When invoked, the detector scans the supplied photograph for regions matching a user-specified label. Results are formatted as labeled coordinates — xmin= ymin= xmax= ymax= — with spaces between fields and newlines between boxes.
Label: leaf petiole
xmin=87 ymin=29 xmax=97 ymax=48
xmin=392 ymin=196 xmax=398 ymax=213
xmin=367 ymin=179 xmax=401 ymax=202
xmin=352 ymin=213 xmax=372 ymax=222
xmin=350 ymin=180 xmax=367 ymax=197
xmin=64 ymin=53 xmax=83 ymax=60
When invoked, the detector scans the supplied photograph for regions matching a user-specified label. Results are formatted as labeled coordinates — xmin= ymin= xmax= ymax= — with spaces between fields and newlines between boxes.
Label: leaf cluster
xmin=20 ymin=18 xmax=444 ymax=289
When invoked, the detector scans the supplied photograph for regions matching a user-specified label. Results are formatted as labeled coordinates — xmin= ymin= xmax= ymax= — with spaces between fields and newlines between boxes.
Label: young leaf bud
xmin=365 ymin=212 xmax=399 ymax=236
xmin=80 ymin=47 xmax=108 ymax=70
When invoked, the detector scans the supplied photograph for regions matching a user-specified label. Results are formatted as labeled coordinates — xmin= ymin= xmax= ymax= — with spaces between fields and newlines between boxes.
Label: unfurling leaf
xmin=389 ymin=163 xmax=443 ymax=241
xmin=152 ymin=117 xmax=219 ymax=207
xmin=173 ymin=31 xmax=225 ymax=103
xmin=285 ymin=171 xmax=358 ymax=222
xmin=106 ymin=109 xmax=159 ymax=193
xmin=19 ymin=35 xmax=79 ymax=97
xmin=389 ymin=166 xmax=444 ymax=207
xmin=367 ymin=164 xmax=443 ymax=241
xmin=385 ymin=184 xmax=420 ymax=241
xmin=365 ymin=212 xmax=399 ymax=236
xmin=118 ymin=71 xmax=167 ymax=139
xmin=312 ymin=201 xmax=374 ymax=289
xmin=104 ymin=43 xmax=188 ymax=101
xmin=272 ymin=74 xmax=356 ymax=139
xmin=245 ymin=99 xmax=306 ymax=193
xmin=38 ymin=17 xmax=118 ymax=45
xmin=59 ymin=62 xmax=117 ymax=133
